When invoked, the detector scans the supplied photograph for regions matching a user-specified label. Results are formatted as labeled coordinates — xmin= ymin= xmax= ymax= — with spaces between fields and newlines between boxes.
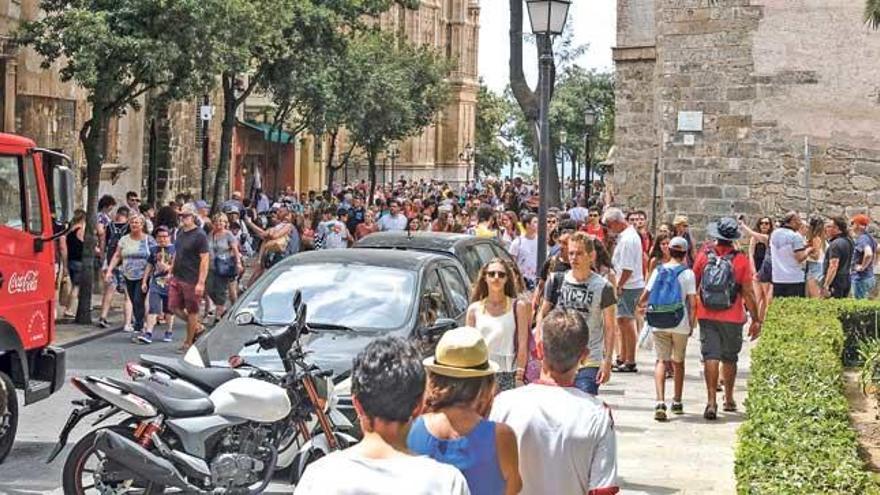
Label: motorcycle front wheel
xmin=62 ymin=426 xmax=165 ymax=495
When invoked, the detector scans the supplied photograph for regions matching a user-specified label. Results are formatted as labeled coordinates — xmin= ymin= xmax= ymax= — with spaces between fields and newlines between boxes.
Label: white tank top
xmin=474 ymin=299 xmax=517 ymax=372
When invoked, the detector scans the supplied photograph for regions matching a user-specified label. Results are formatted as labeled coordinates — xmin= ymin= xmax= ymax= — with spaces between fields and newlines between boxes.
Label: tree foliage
xmin=340 ymin=31 xmax=451 ymax=203
xmin=475 ymin=82 xmax=516 ymax=177
xmin=18 ymin=0 xmax=216 ymax=323
xmin=549 ymin=67 xmax=615 ymax=167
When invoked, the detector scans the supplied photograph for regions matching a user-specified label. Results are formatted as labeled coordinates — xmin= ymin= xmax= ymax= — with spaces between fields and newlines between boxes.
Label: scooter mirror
xmin=234 ymin=312 xmax=255 ymax=326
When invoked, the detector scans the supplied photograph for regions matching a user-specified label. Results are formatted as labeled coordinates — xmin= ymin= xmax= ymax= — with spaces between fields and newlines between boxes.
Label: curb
xmin=58 ymin=326 xmax=121 ymax=349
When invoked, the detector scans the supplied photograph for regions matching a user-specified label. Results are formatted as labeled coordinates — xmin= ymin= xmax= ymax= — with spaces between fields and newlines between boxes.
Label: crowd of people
xmin=53 ymin=176 xmax=878 ymax=494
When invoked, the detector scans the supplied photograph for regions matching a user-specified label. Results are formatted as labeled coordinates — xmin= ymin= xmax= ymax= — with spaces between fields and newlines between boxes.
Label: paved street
xmin=0 ymin=318 xmax=747 ymax=494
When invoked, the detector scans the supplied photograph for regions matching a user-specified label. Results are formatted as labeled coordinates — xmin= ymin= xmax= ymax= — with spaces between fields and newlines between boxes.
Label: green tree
xmin=474 ymin=82 xmax=516 ymax=178
xmin=341 ymin=31 xmax=451 ymax=204
xmin=867 ymin=0 xmax=880 ymax=28
xmin=19 ymin=0 xmax=215 ymax=323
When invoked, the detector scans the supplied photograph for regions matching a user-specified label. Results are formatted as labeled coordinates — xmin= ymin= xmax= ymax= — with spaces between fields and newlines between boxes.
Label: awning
xmin=238 ymin=120 xmax=295 ymax=144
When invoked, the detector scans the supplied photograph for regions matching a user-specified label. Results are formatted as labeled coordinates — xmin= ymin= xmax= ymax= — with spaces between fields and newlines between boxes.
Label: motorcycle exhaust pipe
xmin=93 ymin=429 xmax=206 ymax=493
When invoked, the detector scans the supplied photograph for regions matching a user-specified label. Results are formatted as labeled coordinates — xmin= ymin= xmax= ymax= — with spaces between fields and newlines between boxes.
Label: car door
xmin=417 ymin=266 xmax=453 ymax=330
xmin=437 ymin=262 xmax=469 ymax=324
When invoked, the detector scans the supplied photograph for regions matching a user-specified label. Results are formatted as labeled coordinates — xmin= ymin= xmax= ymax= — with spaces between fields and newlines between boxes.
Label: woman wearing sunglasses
xmin=466 ymin=259 xmax=530 ymax=391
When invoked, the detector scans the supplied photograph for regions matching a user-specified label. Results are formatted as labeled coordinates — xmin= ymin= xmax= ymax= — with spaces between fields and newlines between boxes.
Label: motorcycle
xmin=49 ymin=291 xmax=355 ymax=494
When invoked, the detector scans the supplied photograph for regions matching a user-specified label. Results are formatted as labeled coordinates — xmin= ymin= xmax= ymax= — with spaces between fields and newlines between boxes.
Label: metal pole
xmin=804 ymin=136 xmax=811 ymax=213
xmin=200 ymin=94 xmax=209 ymax=199
xmin=651 ymin=159 xmax=659 ymax=231
xmin=585 ymin=132 xmax=592 ymax=200
xmin=537 ymin=36 xmax=553 ymax=271
xmin=570 ymin=151 xmax=577 ymax=201
xmin=391 ymin=156 xmax=395 ymax=185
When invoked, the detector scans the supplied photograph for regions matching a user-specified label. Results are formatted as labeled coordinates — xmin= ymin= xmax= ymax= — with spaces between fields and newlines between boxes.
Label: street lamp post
xmin=583 ymin=110 xmax=596 ymax=200
xmin=459 ymin=143 xmax=475 ymax=186
xmin=559 ymin=129 xmax=567 ymax=203
xmin=526 ymin=0 xmax=571 ymax=270
xmin=387 ymin=142 xmax=400 ymax=187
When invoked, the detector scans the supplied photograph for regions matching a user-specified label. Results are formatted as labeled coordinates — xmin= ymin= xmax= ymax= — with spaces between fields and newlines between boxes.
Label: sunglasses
xmin=422 ymin=218 xmax=432 ymax=222
xmin=760 ymin=221 xmax=771 ymax=225
xmin=548 ymin=219 xmax=558 ymax=224
xmin=589 ymin=213 xmax=599 ymax=217
xmin=486 ymin=270 xmax=507 ymax=279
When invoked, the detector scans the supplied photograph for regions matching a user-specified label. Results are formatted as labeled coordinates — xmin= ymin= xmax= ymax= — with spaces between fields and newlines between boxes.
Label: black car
xmin=354 ymin=231 xmax=517 ymax=284
xmin=194 ymin=249 xmax=469 ymax=415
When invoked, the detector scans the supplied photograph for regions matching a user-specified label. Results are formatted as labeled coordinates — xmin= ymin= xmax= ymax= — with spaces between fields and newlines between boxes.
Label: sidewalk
xmin=54 ymin=294 xmax=123 ymax=348
xmin=602 ymin=329 xmax=752 ymax=494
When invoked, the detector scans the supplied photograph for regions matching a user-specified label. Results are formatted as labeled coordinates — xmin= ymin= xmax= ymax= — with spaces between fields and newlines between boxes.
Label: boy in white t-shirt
xmin=490 ymin=308 xmax=619 ymax=495
xmin=295 ymin=337 xmax=469 ymax=495
xmin=637 ymin=236 xmax=697 ymax=421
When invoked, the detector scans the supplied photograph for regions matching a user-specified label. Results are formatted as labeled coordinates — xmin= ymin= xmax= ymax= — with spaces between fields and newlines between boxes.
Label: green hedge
xmin=736 ymin=298 xmax=880 ymax=494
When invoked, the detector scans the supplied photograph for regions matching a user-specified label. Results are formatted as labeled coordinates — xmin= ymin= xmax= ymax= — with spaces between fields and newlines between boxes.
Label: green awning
xmin=239 ymin=120 xmax=295 ymax=144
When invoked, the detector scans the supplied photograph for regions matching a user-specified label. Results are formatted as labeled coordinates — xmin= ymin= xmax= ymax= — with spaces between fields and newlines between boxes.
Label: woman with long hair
xmin=805 ymin=215 xmax=826 ymax=298
xmin=60 ymin=209 xmax=88 ymax=318
xmin=740 ymin=216 xmax=773 ymax=320
xmin=466 ymin=258 xmax=530 ymax=391
xmin=409 ymin=327 xmax=522 ymax=495
xmin=355 ymin=209 xmax=379 ymax=240
xmin=647 ymin=233 xmax=672 ymax=275
xmin=499 ymin=211 xmax=521 ymax=245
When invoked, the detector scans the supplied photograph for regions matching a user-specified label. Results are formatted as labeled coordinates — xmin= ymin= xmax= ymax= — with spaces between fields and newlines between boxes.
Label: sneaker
xmin=654 ymin=403 xmax=668 ymax=422
xmin=96 ymin=318 xmax=111 ymax=329
xmin=671 ymin=401 xmax=684 ymax=415
xmin=163 ymin=331 xmax=174 ymax=343
xmin=138 ymin=332 xmax=153 ymax=344
xmin=122 ymin=324 xmax=135 ymax=333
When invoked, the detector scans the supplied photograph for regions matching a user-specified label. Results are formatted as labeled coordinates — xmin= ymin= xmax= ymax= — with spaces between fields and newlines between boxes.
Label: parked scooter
xmin=49 ymin=292 xmax=354 ymax=494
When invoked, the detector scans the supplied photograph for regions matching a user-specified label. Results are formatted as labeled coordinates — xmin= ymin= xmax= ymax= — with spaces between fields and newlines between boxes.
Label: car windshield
xmin=194 ymin=262 xmax=417 ymax=370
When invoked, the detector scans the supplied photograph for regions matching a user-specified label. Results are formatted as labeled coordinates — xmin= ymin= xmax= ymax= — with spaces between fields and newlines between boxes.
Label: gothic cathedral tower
xmin=378 ymin=0 xmax=480 ymax=183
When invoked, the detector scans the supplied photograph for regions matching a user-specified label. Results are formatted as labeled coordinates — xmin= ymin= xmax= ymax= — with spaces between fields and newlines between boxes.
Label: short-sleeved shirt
xmin=294 ymin=450 xmax=469 ymax=495
xmin=853 ymin=233 xmax=877 ymax=281
xmin=644 ymin=261 xmax=697 ymax=335
xmin=509 ymin=235 xmax=538 ymax=282
xmin=770 ymin=227 xmax=806 ymax=284
xmin=172 ymin=227 xmax=209 ymax=284
xmin=693 ymin=245 xmax=753 ymax=323
xmin=148 ymin=245 xmax=176 ymax=291
xmin=582 ymin=223 xmax=604 ymax=241
xmin=117 ymin=235 xmax=156 ymax=281
xmin=317 ymin=220 xmax=349 ymax=249
xmin=545 ymin=271 xmax=616 ymax=365
xmin=489 ymin=384 xmax=618 ymax=495
xmin=208 ymin=230 xmax=238 ymax=261
xmin=825 ymin=234 xmax=853 ymax=291
xmin=612 ymin=226 xmax=645 ymax=289
xmin=378 ymin=213 xmax=408 ymax=232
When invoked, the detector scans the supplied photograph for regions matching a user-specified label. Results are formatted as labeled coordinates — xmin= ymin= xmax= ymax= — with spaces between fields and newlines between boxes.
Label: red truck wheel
xmin=0 ymin=370 xmax=17 ymax=464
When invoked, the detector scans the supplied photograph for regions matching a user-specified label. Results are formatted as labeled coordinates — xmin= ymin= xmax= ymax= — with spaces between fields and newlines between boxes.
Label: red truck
xmin=0 ymin=133 xmax=75 ymax=463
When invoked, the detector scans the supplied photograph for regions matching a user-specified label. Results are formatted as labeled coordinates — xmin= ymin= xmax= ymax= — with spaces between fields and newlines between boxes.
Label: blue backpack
xmin=647 ymin=265 xmax=687 ymax=329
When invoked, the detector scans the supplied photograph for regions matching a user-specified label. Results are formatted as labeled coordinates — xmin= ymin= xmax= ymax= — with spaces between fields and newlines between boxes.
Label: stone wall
xmin=614 ymin=0 xmax=880 ymax=236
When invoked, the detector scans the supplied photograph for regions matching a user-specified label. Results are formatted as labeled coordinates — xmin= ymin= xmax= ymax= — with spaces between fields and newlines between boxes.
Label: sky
xmin=478 ymin=1 xmax=617 ymax=93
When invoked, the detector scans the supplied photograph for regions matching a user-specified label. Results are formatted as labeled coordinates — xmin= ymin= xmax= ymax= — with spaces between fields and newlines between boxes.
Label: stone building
xmin=613 ymin=0 xmax=880 ymax=233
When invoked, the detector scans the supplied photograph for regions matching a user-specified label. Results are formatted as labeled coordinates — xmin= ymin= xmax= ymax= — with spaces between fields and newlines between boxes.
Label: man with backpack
xmin=693 ymin=217 xmax=761 ymax=420
xmin=637 ymin=236 xmax=696 ymax=421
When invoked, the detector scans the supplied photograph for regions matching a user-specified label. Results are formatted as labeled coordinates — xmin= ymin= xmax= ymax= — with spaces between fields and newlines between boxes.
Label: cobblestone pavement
xmin=602 ymin=327 xmax=750 ymax=494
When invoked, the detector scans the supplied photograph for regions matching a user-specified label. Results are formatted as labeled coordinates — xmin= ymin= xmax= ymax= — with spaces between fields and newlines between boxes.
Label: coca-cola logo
xmin=8 ymin=271 xmax=39 ymax=294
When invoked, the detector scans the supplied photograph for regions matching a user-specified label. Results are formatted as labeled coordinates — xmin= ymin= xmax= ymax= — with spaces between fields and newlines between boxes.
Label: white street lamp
xmin=525 ymin=0 xmax=572 ymax=35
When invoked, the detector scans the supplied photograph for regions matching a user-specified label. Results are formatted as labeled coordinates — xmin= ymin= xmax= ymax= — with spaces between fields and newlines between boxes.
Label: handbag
xmin=210 ymin=233 xmax=238 ymax=278
xmin=263 ymin=235 xmax=289 ymax=254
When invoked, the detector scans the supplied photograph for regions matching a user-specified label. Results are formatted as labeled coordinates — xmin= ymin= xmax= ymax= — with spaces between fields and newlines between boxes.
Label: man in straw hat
xmin=296 ymin=337 xmax=468 ymax=495
xmin=490 ymin=308 xmax=619 ymax=495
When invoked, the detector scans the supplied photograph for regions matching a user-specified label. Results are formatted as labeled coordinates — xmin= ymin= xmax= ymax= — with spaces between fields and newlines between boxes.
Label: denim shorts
xmin=574 ymin=366 xmax=600 ymax=395
xmin=806 ymin=261 xmax=823 ymax=281
xmin=853 ymin=276 xmax=877 ymax=300
xmin=699 ymin=320 xmax=743 ymax=363
xmin=617 ymin=288 xmax=643 ymax=319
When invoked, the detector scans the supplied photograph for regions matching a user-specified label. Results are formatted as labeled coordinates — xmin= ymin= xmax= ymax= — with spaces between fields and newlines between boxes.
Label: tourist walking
xmin=822 ymin=216 xmax=854 ymax=299
xmin=508 ymin=213 xmax=538 ymax=291
xmin=851 ymin=214 xmax=877 ymax=299
xmin=60 ymin=209 xmax=87 ymax=318
xmin=98 ymin=206 xmax=132 ymax=330
xmin=466 ymin=260 xmax=530 ymax=391
xmin=805 ymin=215 xmax=825 ymax=298
xmin=539 ymin=232 xmax=617 ymax=394
xmin=770 ymin=211 xmax=812 ymax=298
xmin=295 ymin=337 xmax=469 ymax=495
xmin=409 ymin=327 xmax=522 ymax=495
xmin=637 ymin=236 xmax=696 ymax=421
xmin=693 ymin=217 xmax=761 ymax=420
xmin=490 ymin=308 xmax=619 ymax=495
xmin=169 ymin=204 xmax=210 ymax=351
xmin=140 ymin=226 xmax=176 ymax=343
xmin=105 ymin=214 xmax=155 ymax=337
xmin=377 ymin=199 xmax=408 ymax=231
xmin=355 ymin=210 xmax=379 ymax=240
xmin=206 ymin=213 xmax=243 ymax=322
xmin=740 ymin=216 xmax=773 ymax=322
xmin=604 ymin=207 xmax=645 ymax=373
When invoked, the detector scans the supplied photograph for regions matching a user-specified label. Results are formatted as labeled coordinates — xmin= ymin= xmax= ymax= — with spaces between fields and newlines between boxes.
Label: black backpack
xmin=700 ymin=251 xmax=740 ymax=310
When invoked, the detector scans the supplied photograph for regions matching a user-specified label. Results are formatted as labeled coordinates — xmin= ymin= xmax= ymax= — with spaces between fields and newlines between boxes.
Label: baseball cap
xmin=194 ymin=200 xmax=208 ymax=210
xmin=852 ymin=214 xmax=870 ymax=227
xmin=337 ymin=207 xmax=349 ymax=216
xmin=669 ymin=236 xmax=689 ymax=252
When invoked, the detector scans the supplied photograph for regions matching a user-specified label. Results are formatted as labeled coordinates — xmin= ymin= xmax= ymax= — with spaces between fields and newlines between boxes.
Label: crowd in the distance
xmin=54 ymin=175 xmax=878 ymax=494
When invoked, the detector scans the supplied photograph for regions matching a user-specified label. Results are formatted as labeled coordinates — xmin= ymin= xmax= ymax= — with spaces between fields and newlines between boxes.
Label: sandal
xmin=723 ymin=401 xmax=737 ymax=412
xmin=703 ymin=403 xmax=718 ymax=420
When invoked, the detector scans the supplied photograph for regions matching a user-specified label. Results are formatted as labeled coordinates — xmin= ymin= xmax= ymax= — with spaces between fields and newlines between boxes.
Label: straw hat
xmin=423 ymin=327 xmax=499 ymax=378
xmin=672 ymin=214 xmax=689 ymax=227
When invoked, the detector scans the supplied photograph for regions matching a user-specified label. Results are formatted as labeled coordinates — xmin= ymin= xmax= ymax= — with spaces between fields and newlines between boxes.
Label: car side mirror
xmin=234 ymin=312 xmax=255 ymax=326
xmin=420 ymin=318 xmax=457 ymax=340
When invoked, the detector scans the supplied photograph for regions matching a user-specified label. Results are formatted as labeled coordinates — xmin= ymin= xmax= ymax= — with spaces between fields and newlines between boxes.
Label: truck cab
xmin=0 ymin=133 xmax=75 ymax=463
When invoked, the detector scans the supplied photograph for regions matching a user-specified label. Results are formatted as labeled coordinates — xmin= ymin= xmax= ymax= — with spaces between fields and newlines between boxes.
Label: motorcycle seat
xmin=105 ymin=377 xmax=214 ymax=418
xmin=139 ymin=354 xmax=239 ymax=392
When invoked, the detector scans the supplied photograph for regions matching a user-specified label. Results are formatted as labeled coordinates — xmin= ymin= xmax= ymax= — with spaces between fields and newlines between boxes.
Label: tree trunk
xmin=211 ymin=73 xmax=238 ymax=214
xmin=75 ymin=107 xmax=109 ymax=324
xmin=368 ymin=150 xmax=377 ymax=206
xmin=147 ymin=117 xmax=158 ymax=206
xmin=325 ymin=131 xmax=338 ymax=189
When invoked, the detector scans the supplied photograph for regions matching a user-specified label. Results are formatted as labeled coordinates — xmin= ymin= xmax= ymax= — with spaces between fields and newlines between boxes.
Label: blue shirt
xmin=853 ymin=233 xmax=877 ymax=280
xmin=407 ymin=417 xmax=505 ymax=495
